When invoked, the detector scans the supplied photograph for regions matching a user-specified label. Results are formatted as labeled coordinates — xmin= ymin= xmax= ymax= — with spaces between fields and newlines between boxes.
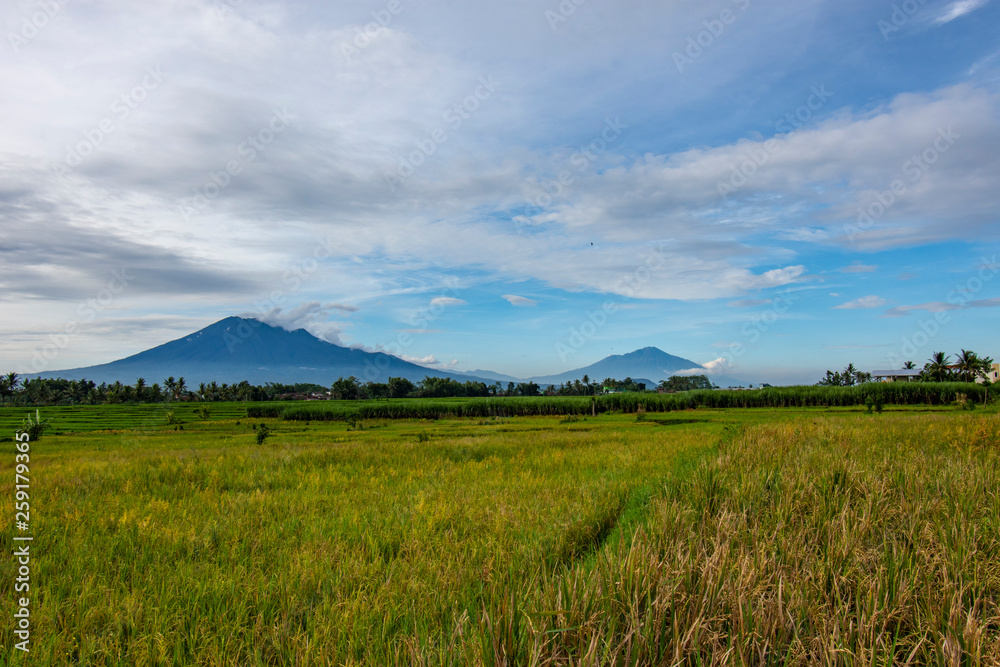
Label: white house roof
xmin=871 ymin=369 xmax=922 ymax=376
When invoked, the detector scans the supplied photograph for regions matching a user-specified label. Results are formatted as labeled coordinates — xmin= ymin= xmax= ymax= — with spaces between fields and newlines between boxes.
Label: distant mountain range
xmin=28 ymin=317 xmax=492 ymax=386
xmin=527 ymin=347 xmax=705 ymax=385
xmin=27 ymin=316 xmax=742 ymax=387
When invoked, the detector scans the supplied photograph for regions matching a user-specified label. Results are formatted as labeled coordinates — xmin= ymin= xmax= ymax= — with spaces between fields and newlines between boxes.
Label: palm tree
xmin=176 ymin=377 xmax=187 ymax=400
xmin=843 ymin=363 xmax=858 ymax=386
xmin=955 ymin=349 xmax=980 ymax=383
xmin=135 ymin=378 xmax=146 ymax=403
xmin=979 ymin=356 xmax=995 ymax=382
xmin=0 ymin=372 xmax=19 ymax=406
xmin=903 ymin=361 xmax=916 ymax=369
xmin=924 ymin=352 xmax=951 ymax=382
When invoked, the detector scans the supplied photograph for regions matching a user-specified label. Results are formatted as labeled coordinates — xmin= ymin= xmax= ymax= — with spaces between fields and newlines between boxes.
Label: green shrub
xmin=17 ymin=410 xmax=49 ymax=442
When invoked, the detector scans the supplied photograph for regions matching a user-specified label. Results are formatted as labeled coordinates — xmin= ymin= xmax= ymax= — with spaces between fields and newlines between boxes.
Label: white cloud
xmin=399 ymin=354 xmax=438 ymax=366
xmin=1 ymin=0 xmax=998 ymax=367
xmin=833 ymin=295 xmax=888 ymax=309
xmin=429 ymin=297 xmax=467 ymax=308
xmin=676 ymin=358 xmax=734 ymax=376
xmin=934 ymin=0 xmax=989 ymax=24
xmin=883 ymin=297 xmax=1000 ymax=317
xmin=502 ymin=294 xmax=538 ymax=306
xmin=399 ymin=354 xmax=459 ymax=370
xmin=251 ymin=301 xmax=354 ymax=343
xmin=728 ymin=299 xmax=772 ymax=308
xmin=839 ymin=263 xmax=877 ymax=273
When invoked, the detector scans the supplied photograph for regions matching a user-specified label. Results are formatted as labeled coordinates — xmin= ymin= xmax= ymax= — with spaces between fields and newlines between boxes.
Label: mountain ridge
xmin=528 ymin=346 xmax=707 ymax=385
xmin=27 ymin=317 xmax=493 ymax=386
xmin=25 ymin=316 xmax=734 ymax=387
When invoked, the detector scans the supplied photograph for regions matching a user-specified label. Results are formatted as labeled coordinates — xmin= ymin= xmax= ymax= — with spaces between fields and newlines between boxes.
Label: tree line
xmin=819 ymin=350 xmax=995 ymax=386
xmin=0 ymin=374 xmax=311 ymax=406
xmin=0 ymin=371 xmax=711 ymax=407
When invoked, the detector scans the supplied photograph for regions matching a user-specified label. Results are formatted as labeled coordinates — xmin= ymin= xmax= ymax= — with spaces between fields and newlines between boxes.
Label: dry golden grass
xmin=2 ymin=410 xmax=997 ymax=665
xmin=454 ymin=414 xmax=1000 ymax=666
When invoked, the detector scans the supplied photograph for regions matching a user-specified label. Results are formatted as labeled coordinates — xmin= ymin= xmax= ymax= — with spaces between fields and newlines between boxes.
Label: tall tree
xmin=955 ymin=349 xmax=980 ymax=383
xmin=923 ymin=352 xmax=951 ymax=382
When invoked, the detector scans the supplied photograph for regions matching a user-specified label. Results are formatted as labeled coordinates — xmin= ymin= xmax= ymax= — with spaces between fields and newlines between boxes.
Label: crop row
xmin=245 ymin=382 xmax=994 ymax=421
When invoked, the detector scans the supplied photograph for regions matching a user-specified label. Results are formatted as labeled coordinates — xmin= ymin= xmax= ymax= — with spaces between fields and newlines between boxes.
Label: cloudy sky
xmin=2 ymin=0 xmax=998 ymax=384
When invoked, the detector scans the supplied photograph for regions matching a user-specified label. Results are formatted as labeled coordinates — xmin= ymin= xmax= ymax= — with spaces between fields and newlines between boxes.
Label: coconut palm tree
xmin=955 ymin=349 xmax=981 ymax=383
xmin=0 ymin=372 xmax=20 ymax=406
xmin=924 ymin=352 xmax=951 ymax=382
xmin=903 ymin=361 xmax=916 ymax=369
xmin=980 ymin=355 xmax=995 ymax=381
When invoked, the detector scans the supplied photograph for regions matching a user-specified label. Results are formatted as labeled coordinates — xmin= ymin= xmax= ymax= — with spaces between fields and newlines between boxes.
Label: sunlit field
xmin=1 ymin=403 xmax=998 ymax=665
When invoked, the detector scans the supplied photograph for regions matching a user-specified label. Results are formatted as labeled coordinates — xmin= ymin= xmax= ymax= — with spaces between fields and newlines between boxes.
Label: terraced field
xmin=1 ymin=403 xmax=998 ymax=664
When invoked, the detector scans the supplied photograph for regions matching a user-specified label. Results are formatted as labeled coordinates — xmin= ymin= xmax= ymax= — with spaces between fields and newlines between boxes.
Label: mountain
xmin=529 ymin=347 xmax=708 ymax=386
xmin=454 ymin=369 xmax=523 ymax=384
xmin=26 ymin=319 xmax=749 ymax=389
xmin=27 ymin=317 xmax=492 ymax=386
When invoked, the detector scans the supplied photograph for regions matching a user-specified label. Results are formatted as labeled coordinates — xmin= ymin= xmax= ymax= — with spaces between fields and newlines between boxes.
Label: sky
xmin=1 ymin=0 xmax=998 ymax=385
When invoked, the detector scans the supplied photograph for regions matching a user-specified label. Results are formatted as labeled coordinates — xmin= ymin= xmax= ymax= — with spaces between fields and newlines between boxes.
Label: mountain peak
xmin=530 ymin=346 xmax=703 ymax=385
xmin=26 ymin=316 xmax=490 ymax=386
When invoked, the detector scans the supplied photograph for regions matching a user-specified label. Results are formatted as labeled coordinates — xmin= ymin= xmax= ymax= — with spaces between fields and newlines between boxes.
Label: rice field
xmin=1 ymin=404 xmax=998 ymax=665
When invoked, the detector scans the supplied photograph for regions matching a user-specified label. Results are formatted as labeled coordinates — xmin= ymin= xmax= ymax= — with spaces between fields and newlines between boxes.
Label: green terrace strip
xmin=244 ymin=382 xmax=997 ymax=422
xmin=0 ymin=405 xmax=997 ymax=664
xmin=0 ymin=403 xmax=252 ymax=438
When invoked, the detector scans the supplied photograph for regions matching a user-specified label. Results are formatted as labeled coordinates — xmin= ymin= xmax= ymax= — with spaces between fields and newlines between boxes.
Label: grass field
xmin=1 ymin=403 xmax=998 ymax=665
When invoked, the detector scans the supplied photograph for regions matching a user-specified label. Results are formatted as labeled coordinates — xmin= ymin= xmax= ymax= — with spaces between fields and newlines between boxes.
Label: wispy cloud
xmin=1 ymin=0 xmax=997 ymax=378
xmin=934 ymin=0 xmax=989 ymax=24
xmin=728 ymin=299 xmax=772 ymax=308
xmin=429 ymin=297 xmax=467 ymax=308
xmin=824 ymin=344 xmax=890 ymax=349
xmin=839 ymin=263 xmax=877 ymax=274
xmin=701 ymin=358 xmax=735 ymax=374
xmin=251 ymin=301 xmax=354 ymax=343
xmin=400 ymin=354 xmax=459 ymax=370
xmin=883 ymin=296 xmax=1000 ymax=317
xmin=834 ymin=295 xmax=888 ymax=309
xmin=502 ymin=294 xmax=538 ymax=306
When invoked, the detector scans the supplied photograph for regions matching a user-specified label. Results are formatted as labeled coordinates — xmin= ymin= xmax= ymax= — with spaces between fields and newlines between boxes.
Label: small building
xmin=871 ymin=369 xmax=922 ymax=382
xmin=977 ymin=363 xmax=1000 ymax=384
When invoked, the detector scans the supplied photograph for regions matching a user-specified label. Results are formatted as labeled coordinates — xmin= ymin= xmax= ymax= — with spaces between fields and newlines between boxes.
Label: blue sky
xmin=1 ymin=0 xmax=998 ymax=384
